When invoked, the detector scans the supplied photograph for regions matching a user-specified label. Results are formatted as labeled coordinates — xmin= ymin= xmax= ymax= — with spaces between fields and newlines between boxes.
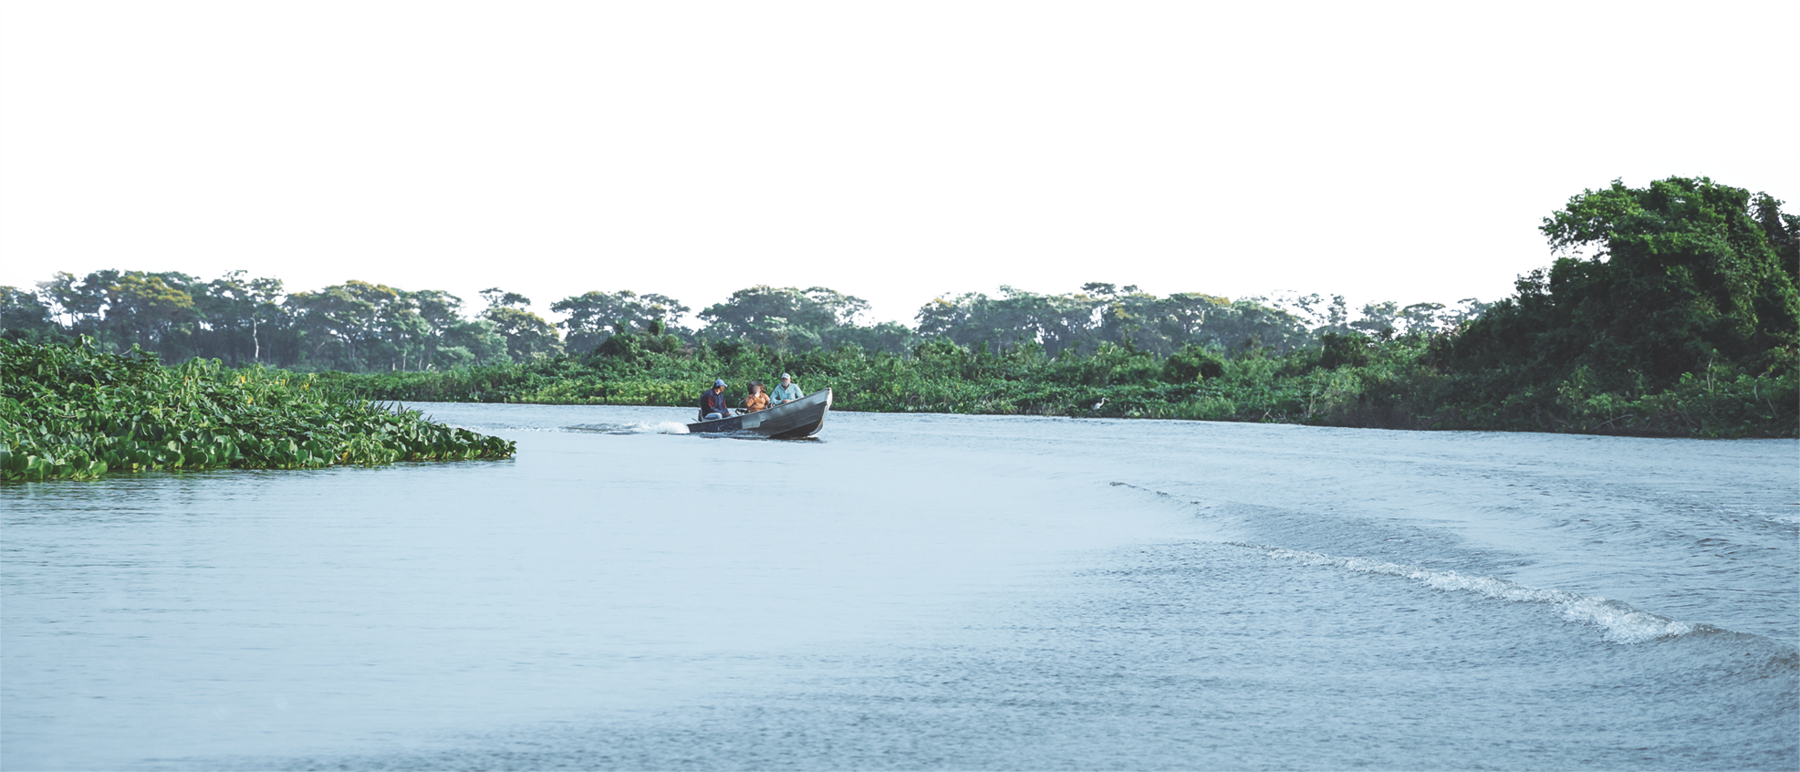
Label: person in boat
xmin=770 ymin=372 xmax=803 ymax=404
xmin=699 ymin=379 xmax=733 ymax=421
xmin=743 ymin=381 xmax=771 ymax=413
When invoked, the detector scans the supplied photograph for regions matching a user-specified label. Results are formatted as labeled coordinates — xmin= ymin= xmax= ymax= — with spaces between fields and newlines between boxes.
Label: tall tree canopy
xmin=911 ymin=286 xmax=1447 ymax=357
xmin=6 ymin=272 xmax=1483 ymax=371
xmin=477 ymin=289 xmax=563 ymax=362
xmin=551 ymin=290 xmax=690 ymax=353
xmin=699 ymin=286 xmax=872 ymax=351
xmin=1438 ymin=177 xmax=1799 ymax=385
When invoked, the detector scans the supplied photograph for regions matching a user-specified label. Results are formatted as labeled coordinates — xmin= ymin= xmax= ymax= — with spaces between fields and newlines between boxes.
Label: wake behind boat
xmin=687 ymin=388 xmax=832 ymax=439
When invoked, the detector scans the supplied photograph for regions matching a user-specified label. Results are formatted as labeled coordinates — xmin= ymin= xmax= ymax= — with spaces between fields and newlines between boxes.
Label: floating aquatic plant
xmin=1 ymin=338 xmax=514 ymax=482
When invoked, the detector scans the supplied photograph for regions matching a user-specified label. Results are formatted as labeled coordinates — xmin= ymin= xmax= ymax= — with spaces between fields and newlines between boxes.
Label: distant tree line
xmin=314 ymin=177 xmax=1794 ymax=438
xmin=915 ymin=285 xmax=1486 ymax=358
xmin=3 ymin=177 xmax=1793 ymax=438
xmin=0 ymin=270 xmax=1485 ymax=372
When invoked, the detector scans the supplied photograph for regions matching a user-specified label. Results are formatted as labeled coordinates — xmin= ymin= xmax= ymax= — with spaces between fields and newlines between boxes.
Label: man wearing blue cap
xmin=699 ymin=379 xmax=733 ymax=421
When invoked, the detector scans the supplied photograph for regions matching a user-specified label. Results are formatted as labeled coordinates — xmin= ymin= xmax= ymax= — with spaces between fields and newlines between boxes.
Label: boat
xmin=686 ymin=388 xmax=833 ymax=439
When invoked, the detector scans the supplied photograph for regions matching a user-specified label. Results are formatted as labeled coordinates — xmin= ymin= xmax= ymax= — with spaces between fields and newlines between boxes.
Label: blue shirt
xmin=770 ymin=382 xmax=803 ymax=402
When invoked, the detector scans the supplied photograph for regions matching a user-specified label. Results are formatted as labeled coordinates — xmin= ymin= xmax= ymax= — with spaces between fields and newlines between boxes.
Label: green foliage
xmin=1162 ymin=344 xmax=1228 ymax=383
xmin=513 ymin=377 xmax=696 ymax=406
xmin=481 ymin=305 xmax=564 ymax=362
xmin=1 ymin=339 xmax=514 ymax=482
xmin=328 ymin=308 xmax=1795 ymax=438
xmin=551 ymin=290 xmax=689 ymax=353
xmin=1318 ymin=332 xmax=1374 ymax=370
xmin=1437 ymin=177 xmax=1799 ymax=391
xmin=9 ymin=176 xmax=1793 ymax=440
xmin=1 ymin=286 xmax=51 ymax=330
xmin=9 ymin=268 xmax=1461 ymax=376
xmin=915 ymin=286 xmax=1356 ymax=358
xmin=699 ymin=286 xmax=876 ymax=353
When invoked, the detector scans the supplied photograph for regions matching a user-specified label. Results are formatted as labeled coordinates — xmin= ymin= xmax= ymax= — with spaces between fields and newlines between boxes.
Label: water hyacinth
xmin=1 ymin=338 xmax=514 ymax=482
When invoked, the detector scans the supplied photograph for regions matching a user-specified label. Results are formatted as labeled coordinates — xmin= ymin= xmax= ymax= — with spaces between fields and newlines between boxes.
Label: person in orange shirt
xmin=743 ymin=381 xmax=771 ymax=412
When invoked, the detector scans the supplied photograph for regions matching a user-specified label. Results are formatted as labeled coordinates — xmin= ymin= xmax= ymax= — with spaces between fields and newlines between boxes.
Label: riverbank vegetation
xmin=1 ymin=338 xmax=515 ymax=482
xmin=0 ymin=262 xmax=1472 ymax=372
xmin=5 ymin=176 xmax=1794 ymax=439
xmin=324 ymin=177 xmax=1800 ymax=438
xmin=313 ymin=321 xmax=1794 ymax=438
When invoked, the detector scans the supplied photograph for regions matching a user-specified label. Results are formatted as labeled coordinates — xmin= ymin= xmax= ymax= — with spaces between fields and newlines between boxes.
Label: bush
xmin=313 ymin=318 xmax=1797 ymax=439
xmin=1161 ymin=344 xmax=1227 ymax=383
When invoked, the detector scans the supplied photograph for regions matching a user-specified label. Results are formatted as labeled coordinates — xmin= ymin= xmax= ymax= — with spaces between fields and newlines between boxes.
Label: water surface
xmin=5 ymin=405 xmax=1795 ymax=769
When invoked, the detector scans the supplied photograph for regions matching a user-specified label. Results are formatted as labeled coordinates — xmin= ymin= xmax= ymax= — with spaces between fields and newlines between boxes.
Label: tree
xmin=410 ymin=289 xmax=464 ymax=369
xmin=1081 ymin=282 xmax=1123 ymax=298
xmin=551 ymin=290 xmax=690 ymax=353
xmin=1161 ymin=343 xmax=1227 ymax=382
xmin=916 ymin=291 xmax=990 ymax=344
xmin=1438 ymin=298 xmax=1490 ymax=330
xmin=1753 ymin=192 xmax=1799 ymax=288
xmin=915 ymin=287 xmax=1107 ymax=356
xmin=1349 ymin=300 xmax=1400 ymax=339
xmin=1438 ymin=177 xmax=1799 ymax=386
xmin=916 ymin=286 xmax=1325 ymax=357
xmin=822 ymin=320 xmax=919 ymax=355
xmin=1204 ymin=300 xmax=1312 ymax=353
xmin=474 ymin=287 xmax=565 ymax=362
xmin=380 ymin=301 xmax=433 ymax=371
xmin=481 ymin=306 xmax=563 ymax=362
xmin=0 ymin=280 xmax=55 ymax=332
xmin=199 ymin=271 xmax=285 ymax=365
xmin=700 ymin=286 xmax=870 ymax=351
xmin=244 ymin=276 xmax=287 ymax=363
xmin=106 ymin=272 xmax=199 ymax=355
xmin=480 ymin=288 xmax=532 ymax=309
xmin=1395 ymin=302 xmax=1447 ymax=336
xmin=1138 ymin=293 xmax=1237 ymax=354
xmin=36 ymin=270 xmax=116 ymax=344
xmin=438 ymin=318 xmax=509 ymax=367
xmin=287 ymin=281 xmax=408 ymax=370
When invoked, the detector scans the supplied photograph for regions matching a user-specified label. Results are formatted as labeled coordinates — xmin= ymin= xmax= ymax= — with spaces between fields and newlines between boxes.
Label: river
xmin=4 ymin=404 xmax=1795 ymax=770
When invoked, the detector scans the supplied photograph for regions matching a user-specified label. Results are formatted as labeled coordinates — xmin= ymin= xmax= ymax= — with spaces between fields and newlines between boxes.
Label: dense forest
xmin=0 ymin=271 xmax=1481 ymax=371
xmin=4 ymin=176 xmax=1795 ymax=438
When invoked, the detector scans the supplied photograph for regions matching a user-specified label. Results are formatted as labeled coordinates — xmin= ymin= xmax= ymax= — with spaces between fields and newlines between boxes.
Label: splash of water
xmin=1244 ymin=544 xmax=1698 ymax=644
xmin=564 ymin=421 xmax=690 ymax=435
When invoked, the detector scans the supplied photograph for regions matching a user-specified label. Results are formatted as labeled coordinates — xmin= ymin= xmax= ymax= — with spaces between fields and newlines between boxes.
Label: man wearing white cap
xmin=770 ymin=373 xmax=803 ymax=404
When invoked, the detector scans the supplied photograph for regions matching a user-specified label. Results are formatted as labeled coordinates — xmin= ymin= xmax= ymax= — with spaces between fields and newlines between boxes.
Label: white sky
xmin=2 ymin=0 xmax=1796 ymax=326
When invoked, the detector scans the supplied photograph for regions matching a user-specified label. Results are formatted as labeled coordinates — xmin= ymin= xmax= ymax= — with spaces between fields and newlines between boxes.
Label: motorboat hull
xmin=687 ymin=388 xmax=832 ymax=439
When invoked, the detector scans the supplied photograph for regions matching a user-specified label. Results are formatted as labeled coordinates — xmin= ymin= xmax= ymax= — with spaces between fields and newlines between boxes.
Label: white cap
xmin=780 ymin=373 xmax=791 ymax=379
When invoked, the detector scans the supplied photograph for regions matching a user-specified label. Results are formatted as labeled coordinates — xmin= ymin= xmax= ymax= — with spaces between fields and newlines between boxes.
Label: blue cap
xmin=714 ymin=379 xmax=726 ymax=387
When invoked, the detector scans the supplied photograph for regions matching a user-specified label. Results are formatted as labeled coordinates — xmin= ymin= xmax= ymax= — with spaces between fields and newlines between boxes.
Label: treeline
xmin=6 ymin=176 xmax=1795 ymax=439
xmin=1 ymin=276 xmax=566 ymax=372
xmin=322 ymin=177 xmax=1800 ymax=438
xmin=1 ymin=272 xmax=1485 ymax=372
xmin=323 ymin=323 xmax=1795 ymax=438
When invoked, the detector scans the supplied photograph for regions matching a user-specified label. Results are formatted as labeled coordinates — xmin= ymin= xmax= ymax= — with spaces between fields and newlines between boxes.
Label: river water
xmin=4 ymin=404 xmax=1795 ymax=770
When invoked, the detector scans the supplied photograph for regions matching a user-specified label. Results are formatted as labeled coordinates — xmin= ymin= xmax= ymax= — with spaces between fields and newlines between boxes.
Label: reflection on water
xmin=4 ymin=404 xmax=1795 ymax=770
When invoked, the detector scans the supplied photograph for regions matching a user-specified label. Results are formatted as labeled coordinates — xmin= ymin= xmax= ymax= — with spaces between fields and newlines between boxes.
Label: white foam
xmin=1247 ymin=545 xmax=1696 ymax=644
xmin=564 ymin=421 xmax=690 ymax=435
